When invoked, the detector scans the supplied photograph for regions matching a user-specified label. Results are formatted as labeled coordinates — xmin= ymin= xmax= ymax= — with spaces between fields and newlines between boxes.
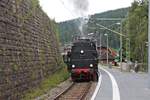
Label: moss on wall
xmin=0 ymin=0 xmax=63 ymax=99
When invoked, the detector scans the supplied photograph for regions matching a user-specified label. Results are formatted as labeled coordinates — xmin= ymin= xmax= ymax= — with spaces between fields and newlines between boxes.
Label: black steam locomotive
xmin=64 ymin=38 xmax=99 ymax=81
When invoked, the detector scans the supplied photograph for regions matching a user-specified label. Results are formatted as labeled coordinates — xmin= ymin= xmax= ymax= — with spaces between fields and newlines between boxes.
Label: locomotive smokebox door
xmin=68 ymin=38 xmax=99 ymax=81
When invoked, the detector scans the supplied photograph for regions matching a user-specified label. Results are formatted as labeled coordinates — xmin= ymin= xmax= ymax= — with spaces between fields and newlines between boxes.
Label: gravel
xmin=84 ymin=82 xmax=97 ymax=100
xmin=35 ymin=78 xmax=97 ymax=100
xmin=35 ymin=78 xmax=73 ymax=100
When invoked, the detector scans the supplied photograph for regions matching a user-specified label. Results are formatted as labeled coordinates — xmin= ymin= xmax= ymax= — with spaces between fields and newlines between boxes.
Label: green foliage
xmin=51 ymin=20 xmax=61 ymax=45
xmin=58 ymin=8 xmax=129 ymax=48
xmin=31 ymin=0 xmax=39 ymax=8
xmin=123 ymin=0 xmax=148 ymax=70
xmin=10 ymin=63 xmax=19 ymax=71
xmin=0 ymin=65 xmax=2 ymax=72
xmin=13 ymin=0 xmax=40 ymax=25
xmin=23 ymin=66 xmax=69 ymax=100
xmin=39 ymin=49 xmax=46 ymax=64
xmin=58 ymin=20 xmax=80 ymax=44
xmin=23 ymin=0 xmax=39 ymax=20
xmin=92 ymin=8 xmax=129 ymax=18
xmin=87 ymin=8 xmax=129 ymax=49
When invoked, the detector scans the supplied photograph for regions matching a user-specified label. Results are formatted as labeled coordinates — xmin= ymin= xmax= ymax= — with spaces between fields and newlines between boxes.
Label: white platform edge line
xmin=91 ymin=67 xmax=102 ymax=100
xmin=101 ymin=67 xmax=120 ymax=100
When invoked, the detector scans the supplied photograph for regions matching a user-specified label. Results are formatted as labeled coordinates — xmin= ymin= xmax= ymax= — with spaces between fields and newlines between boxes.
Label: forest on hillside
xmin=58 ymin=0 xmax=148 ymax=71
xmin=87 ymin=8 xmax=129 ymax=49
xmin=58 ymin=8 xmax=129 ymax=47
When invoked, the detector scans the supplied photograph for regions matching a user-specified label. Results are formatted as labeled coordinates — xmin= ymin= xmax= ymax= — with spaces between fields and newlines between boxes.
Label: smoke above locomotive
xmin=68 ymin=0 xmax=90 ymax=37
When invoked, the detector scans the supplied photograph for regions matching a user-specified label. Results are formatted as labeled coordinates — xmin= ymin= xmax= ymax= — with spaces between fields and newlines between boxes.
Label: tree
xmin=123 ymin=0 xmax=148 ymax=71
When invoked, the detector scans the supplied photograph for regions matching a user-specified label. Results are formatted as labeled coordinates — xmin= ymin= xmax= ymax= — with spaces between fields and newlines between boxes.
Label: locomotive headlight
xmin=90 ymin=64 xmax=93 ymax=67
xmin=80 ymin=50 xmax=84 ymax=54
xmin=72 ymin=64 xmax=75 ymax=68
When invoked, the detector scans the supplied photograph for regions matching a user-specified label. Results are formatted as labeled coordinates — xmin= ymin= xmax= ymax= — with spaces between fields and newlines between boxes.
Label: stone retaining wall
xmin=0 ymin=0 xmax=61 ymax=99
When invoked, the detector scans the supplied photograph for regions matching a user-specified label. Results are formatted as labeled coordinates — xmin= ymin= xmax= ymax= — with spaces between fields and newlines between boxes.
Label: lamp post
xmin=148 ymin=0 xmax=150 ymax=88
xmin=120 ymin=23 xmax=123 ymax=71
xmin=95 ymin=22 xmax=125 ymax=68
xmin=113 ymin=22 xmax=123 ymax=70
xmin=110 ymin=22 xmax=123 ymax=68
xmin=100 ymin=33 xmax=102 ymax=63
xmin=126 ymin=38 xmax=130 ymax=61
xmin=104 ymin=33 xmax=108 ymax=66
xmin=120 ymin=35 xmax=122 ymax=70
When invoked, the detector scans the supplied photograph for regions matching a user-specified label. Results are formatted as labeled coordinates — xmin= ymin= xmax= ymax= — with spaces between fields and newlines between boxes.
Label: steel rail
xmin=54 ymin=82 xmax=75 ymax=100
xmin=54 ymin=82 xmax=92 ymax=100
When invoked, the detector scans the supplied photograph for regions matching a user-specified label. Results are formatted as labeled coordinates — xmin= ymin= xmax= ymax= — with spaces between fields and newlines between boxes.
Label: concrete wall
xmin=0 ymin=0 xmax=62 ymax=99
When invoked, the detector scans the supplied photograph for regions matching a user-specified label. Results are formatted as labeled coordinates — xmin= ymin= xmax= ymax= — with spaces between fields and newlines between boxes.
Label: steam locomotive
xmin=64 ymin=38 xmax=99 ymax=81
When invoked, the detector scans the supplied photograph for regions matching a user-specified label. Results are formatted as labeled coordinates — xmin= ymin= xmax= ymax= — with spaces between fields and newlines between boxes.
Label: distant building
xmin=97 ymin=46 xmax=117 ymax=63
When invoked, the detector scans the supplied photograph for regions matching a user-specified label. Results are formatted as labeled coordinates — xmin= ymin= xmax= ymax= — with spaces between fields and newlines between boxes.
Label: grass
xmin=23 ymin=65 xmax=69 ymax=100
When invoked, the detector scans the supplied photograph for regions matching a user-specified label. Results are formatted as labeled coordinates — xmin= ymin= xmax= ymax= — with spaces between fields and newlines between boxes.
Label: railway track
xmin=54 ymin=82 xmax=92 ymax=100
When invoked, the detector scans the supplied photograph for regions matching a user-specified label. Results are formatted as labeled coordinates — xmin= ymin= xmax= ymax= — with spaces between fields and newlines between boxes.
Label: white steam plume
xmin=68 ymin=0 xmax=90 ymax=37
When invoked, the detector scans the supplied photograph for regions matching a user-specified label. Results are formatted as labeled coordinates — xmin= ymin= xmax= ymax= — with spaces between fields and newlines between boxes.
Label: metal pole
xmin=104 ymin=33 xmax=108 ymax=66
xmin=127 ymin=38 xmax=130 ymax=61
xmin=126 ymin=38 xmax=129 ymax=61
xmin=107 ymin=35 xmax=109 ymax=66
xmin=148 ymin=0 xmax=150 ymax=88
xmin=120 ymin=26 xmax=123 ymax=71
xmin=100 ymin=33 xmax=102 ymax=63
xmin=126 ymin=38 xmax=128 ymax=61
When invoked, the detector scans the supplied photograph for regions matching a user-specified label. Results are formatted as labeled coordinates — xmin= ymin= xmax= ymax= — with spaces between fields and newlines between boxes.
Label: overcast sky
xmin=39 ymin=0 xmax=134 ymax=22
